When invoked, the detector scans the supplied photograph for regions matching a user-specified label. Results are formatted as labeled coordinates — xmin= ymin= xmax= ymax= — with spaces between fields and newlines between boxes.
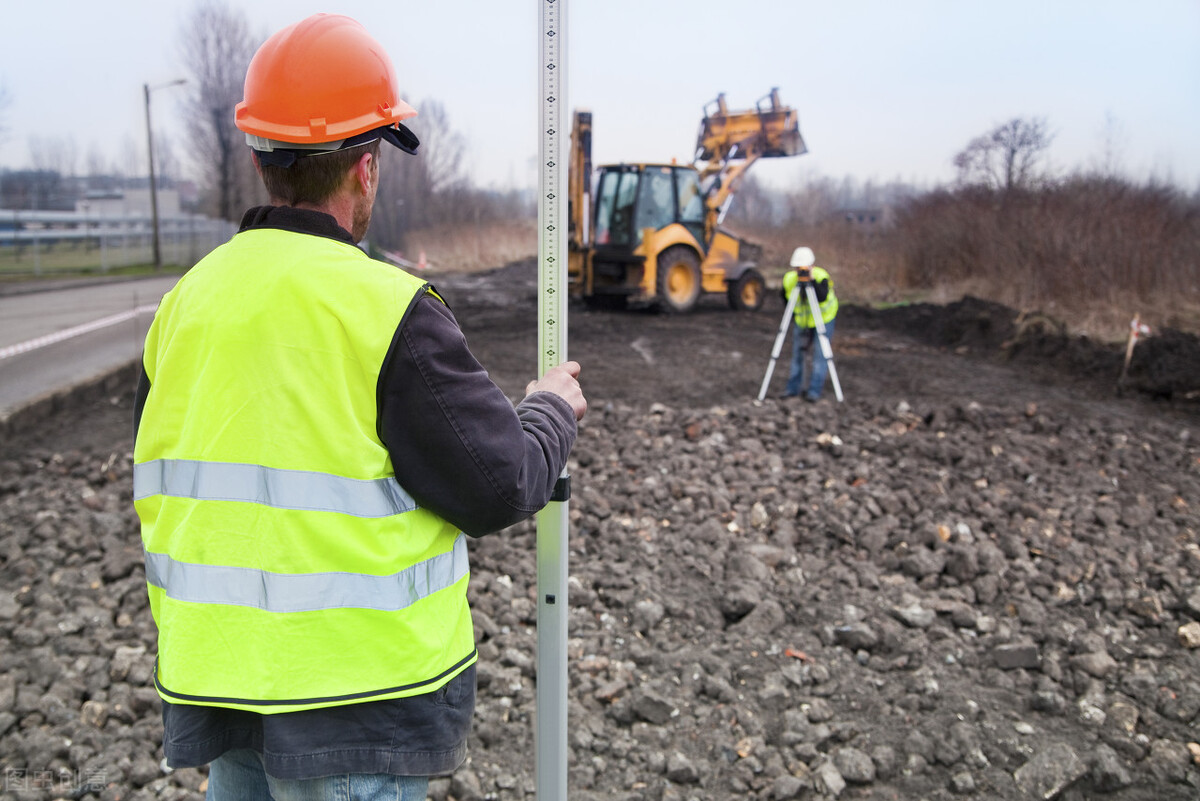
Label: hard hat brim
xmin=253 ymin=122 xmax=420 ymax=168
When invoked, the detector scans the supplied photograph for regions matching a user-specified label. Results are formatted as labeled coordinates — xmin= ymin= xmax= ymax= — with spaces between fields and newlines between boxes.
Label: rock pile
xmin=2 ymin=386 xmax=1196 ymax=800
xmin=2 ymin=261 xmax=1198 ymax=799
xmin=455 ymin=396 xmax=1199 ymax=800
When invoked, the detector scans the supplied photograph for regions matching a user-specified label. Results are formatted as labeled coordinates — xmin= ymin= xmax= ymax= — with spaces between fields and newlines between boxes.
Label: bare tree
xmin=783 ymin=175 xmax=838 ymax=227
xmin=372 ymin=98 xmax=469 ymax=248
xmin=1092 ymin=112 xmax=1127 ymax=178
xmin=179 ymin=1 xmax=261 ymax=220
xmin=154 ymin=133 xmax=180 ymax=184
xmin=85 ymin=144 xmax=109 ymax=180
xmin=410 ymin=100 xmax=467 ymax=196
xmin=0 ymin=81 xmax=12 ymax=147
xmin=119 ymin=134 xmax=143 ymax=181
xmin=28 ymin=135 xmax=78 ymax=178
xmin=953 ymin=117 xmax=1054 ymax=191
xmin=724 ymin=174 xmax=776 ymax=225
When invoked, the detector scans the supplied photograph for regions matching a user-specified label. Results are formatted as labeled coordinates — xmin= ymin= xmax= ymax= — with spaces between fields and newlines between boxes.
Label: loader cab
xmin=592 ymin=164 xmax=706 ymax=249
xmin=583 ymin=161 xmax=765 ymax=312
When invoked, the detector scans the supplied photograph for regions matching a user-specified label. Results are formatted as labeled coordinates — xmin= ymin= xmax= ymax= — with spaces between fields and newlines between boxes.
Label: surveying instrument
xmin=756 ymin=247 xmax=843 ymax=403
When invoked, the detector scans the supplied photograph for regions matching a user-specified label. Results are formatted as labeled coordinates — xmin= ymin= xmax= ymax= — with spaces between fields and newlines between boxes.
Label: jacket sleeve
xmin=377 ymin=292 xmax=577 ymax=537
xmin=813 ymin=277 xmax=830 ymax=304
xmin=133 ymin=363 xmax=151 ymax=446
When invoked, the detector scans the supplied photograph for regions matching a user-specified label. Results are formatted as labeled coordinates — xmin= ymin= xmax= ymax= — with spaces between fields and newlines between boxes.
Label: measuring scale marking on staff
xmin=536 ymin=0 xmax=570 ymax=798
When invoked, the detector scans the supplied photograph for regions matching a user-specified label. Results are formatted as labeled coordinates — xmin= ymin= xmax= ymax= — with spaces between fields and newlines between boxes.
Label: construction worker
xmin=132 ymin=14 xmax=586 ymax=800
xmin=781 ymin=246 xmax=838 ymax=401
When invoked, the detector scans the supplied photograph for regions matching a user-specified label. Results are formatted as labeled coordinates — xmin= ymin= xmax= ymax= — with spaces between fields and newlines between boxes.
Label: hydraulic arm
xmin=693 ymin=88 xmax=805 ymax=242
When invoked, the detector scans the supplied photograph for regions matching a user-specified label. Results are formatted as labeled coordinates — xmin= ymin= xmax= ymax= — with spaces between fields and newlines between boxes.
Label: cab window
xmin=593 ymin=171 xmax=618 ymax=245
xmin=594 ymin=169 xmax=639 ymax=246
xmin=676 ymin=169 xmax=704 ymax=225
xmin=633 ymin=167 xmax=676 ymax=241
xmin=676 ymin=168 xmax=705 ymax=243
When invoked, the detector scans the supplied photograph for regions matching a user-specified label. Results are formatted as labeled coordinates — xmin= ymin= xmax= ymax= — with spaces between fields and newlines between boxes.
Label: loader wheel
xmin=656 ymin=246 xmax=702 ymax=313
xmin=727 ymin=269 xmax=766 ymax=311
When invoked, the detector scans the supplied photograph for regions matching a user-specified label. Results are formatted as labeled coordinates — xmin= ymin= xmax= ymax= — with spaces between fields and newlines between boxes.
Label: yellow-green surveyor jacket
xmin=782 ymin=265 xmax=838 ymax=328
xmin=133 ymin=205 xmax=577 ymax=777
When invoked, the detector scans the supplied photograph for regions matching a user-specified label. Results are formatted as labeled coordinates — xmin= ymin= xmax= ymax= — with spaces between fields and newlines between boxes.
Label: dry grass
xmin=396 ymin=205 xmax=1199 ymax=346
xmin=733 ymin=219 xmax=1199 ymax=344
xmin=399 ymin=219 xmax=537 ymax=275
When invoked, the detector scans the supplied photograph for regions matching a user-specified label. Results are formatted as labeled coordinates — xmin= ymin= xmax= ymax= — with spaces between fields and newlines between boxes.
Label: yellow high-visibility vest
xmin=134 ymin=227 xmax=476 ymax=714
xmin=783 ymin=266 xmax=838 ymax=327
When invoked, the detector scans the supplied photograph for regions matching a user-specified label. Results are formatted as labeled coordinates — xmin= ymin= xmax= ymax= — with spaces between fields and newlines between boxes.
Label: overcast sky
xmin=1 ymin=0 xmax=1197 ymax=193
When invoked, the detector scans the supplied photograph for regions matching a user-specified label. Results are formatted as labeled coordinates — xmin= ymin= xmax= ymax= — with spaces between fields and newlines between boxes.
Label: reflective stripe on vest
xmin=134 ymin=459 xmax=419 ymax=517
xmin=144 ymin=533 xmax=468 ymax=613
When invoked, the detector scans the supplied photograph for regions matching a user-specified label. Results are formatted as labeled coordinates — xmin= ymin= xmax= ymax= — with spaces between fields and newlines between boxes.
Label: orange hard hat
xmin=235 ymin=14 xmax=417 ymax=150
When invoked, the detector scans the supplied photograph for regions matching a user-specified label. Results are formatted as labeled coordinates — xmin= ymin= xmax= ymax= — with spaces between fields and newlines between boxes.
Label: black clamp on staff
xmin=551 ymin=474 xmax=571 ymax=502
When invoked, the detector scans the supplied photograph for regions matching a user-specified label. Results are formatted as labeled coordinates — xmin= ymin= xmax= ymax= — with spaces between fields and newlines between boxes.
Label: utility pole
xmin=144 ymin=79 xmax=186 ymax=271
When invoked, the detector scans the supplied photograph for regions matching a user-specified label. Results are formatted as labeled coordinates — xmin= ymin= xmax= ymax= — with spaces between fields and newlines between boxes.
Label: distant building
xmin=0 ymin=170 xmax=74 ymax=211
xmin=76 ymin=188 xmax=181 ymax=217
xmin=0 ymin=167 xmax=188 ymax=215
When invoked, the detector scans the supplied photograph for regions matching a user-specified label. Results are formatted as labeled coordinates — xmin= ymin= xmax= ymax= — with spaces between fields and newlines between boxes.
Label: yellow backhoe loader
xmin=567 ymin=88 xmax=805 ymax=313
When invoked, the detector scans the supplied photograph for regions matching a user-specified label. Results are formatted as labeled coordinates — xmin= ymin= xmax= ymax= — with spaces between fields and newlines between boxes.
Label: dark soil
xmin=1 ymin=258 xmax=1198 ymax=800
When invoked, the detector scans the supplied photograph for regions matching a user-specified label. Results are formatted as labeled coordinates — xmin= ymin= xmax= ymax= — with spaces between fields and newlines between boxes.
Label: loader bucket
xmin=694 ymin=89 xmax=806 ymax=162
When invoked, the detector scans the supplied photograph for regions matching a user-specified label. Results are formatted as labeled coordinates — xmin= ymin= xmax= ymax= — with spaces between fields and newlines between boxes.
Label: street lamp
xmin=144 ymin=78 xmax=186 ymax=271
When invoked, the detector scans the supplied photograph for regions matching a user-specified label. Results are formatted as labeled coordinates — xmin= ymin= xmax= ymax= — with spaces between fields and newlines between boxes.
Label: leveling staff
xmin=132 ymin=14 xmax=586 ymax=800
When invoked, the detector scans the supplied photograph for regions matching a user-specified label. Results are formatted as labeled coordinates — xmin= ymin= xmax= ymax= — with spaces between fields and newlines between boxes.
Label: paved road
xmin=0 ymin=276 xmax=181 ymax=420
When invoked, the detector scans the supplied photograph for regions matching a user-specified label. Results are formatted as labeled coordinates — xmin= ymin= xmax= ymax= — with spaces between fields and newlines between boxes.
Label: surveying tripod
xmin=756 ymin=278 xmax=843 ymax=403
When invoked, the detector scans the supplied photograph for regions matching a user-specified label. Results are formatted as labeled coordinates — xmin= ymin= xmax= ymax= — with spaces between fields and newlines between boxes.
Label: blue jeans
xmin=785 ymin=318 xmax=835 ymax=400
xmin=206 ymin=749 xmax=430 ymax=801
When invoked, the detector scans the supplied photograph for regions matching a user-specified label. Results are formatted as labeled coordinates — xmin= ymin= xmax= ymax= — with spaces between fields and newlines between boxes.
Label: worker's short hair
xmin=257 ymin=140 xmax=381 ymax=206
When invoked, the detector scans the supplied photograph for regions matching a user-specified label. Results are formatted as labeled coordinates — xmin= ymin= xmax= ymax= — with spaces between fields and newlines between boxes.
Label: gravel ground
xmin=1 ymin=259 xmax=1198 ymax=800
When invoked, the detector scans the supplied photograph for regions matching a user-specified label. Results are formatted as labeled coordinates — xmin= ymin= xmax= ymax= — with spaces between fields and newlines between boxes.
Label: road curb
xmin=0 ymin=360 xmax=139 ymax=444
xmin=0 ymin=274 xmax=171 ymax=298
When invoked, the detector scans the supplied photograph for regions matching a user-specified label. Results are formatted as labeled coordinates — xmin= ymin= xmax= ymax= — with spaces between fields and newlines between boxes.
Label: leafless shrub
xmin=892 ymin=176 xmax=1200 ymax=331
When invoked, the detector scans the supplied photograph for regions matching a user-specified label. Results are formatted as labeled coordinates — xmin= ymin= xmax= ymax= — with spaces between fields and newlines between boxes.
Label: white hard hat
xmin=790 ymin=246 xmax=815 ymax=267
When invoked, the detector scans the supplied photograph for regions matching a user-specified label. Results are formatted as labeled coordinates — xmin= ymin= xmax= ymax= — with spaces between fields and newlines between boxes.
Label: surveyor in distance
xmin=132 ymin=13 xmax=586 ymax=799
xmin=781 ymin=246 xmax=839 ymax=401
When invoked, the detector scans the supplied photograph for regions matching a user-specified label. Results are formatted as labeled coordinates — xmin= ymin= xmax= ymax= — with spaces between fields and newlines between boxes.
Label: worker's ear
xmin=353 ymin=151 xmax=375 ymax=196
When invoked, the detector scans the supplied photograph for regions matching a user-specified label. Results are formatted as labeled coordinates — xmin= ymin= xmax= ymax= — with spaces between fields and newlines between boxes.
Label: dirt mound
xmin=1120 ymin=328 xmax=1200 ymax=400
xmin=1 ymin=261 xmax=1198 ymax=800
xmin=844 ymin=295 xmax=1019 ymax=352
xmin=846 ymin=294 xmax=1200 ymax=405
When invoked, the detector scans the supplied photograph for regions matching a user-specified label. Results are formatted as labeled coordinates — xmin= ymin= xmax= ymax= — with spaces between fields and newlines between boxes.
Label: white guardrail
xmin=0 ymin=210 xmax=236 ymax=274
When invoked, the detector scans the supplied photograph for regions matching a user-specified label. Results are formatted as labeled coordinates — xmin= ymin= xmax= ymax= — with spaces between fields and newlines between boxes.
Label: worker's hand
xmin=526 ymin=361 xmax=587 ymax=421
